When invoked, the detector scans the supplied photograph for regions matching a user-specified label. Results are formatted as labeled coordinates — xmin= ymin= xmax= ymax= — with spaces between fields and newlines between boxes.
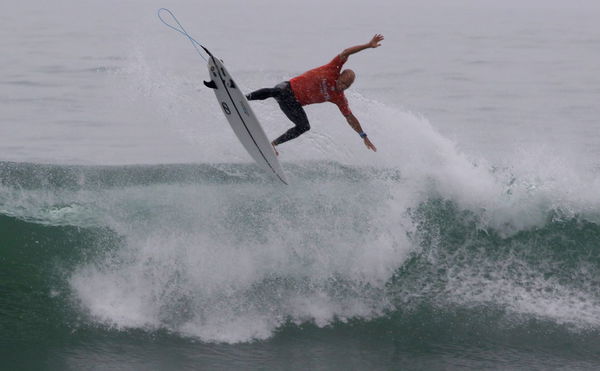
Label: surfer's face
xmin=337 ymin=69 xmax=355 ymax=91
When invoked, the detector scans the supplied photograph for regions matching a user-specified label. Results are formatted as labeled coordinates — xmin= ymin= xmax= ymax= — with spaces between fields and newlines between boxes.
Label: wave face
xmin=2 ymin=154 xmax=600 ymax=351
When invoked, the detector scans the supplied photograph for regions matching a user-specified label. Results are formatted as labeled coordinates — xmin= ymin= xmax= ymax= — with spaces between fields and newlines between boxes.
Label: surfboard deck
xmin=205 ymin=57 xmax=288 ymax=184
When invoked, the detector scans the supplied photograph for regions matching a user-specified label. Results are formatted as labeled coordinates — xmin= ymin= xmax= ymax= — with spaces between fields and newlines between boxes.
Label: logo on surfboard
xmin=221 ymin=102 xmax=231 ymax=115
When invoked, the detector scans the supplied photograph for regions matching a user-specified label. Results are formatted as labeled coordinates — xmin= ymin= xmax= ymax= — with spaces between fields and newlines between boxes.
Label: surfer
xmin=246 ymin=34 xmax=384 ymax=155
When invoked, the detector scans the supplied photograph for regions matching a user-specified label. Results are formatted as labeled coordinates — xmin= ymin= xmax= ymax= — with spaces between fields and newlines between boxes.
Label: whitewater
xmin=2 ymin=0 xmax=600 ymax=369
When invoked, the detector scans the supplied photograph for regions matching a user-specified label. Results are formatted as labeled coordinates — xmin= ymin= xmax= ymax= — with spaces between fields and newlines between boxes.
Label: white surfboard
xmin=205 ymin=56 xmax=288 ymax=184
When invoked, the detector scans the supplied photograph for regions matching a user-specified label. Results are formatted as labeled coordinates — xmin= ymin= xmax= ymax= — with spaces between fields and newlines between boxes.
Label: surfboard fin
xmin=203 ymin=80 xmax=217 ymax=89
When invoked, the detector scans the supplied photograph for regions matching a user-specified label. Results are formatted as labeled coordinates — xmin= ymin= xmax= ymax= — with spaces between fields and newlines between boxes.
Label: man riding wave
xmin=246 ymin=34 xmax=384 ymax=155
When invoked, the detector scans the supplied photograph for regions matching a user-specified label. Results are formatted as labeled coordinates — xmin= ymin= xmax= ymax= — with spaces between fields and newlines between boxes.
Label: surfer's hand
xmin=364 ymin=137 xmax=377 ymax=152
xmin=369 ymin=34 xmax=384 ymax=48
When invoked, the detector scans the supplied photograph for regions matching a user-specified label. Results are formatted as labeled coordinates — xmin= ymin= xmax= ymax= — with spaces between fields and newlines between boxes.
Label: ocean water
xmin=2 ymin=0 xmax=600 ymax=369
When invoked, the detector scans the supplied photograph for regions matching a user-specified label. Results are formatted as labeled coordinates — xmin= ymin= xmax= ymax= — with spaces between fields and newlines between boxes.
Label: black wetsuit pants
xmin=246 ymin=82 xmax=310 ymax=146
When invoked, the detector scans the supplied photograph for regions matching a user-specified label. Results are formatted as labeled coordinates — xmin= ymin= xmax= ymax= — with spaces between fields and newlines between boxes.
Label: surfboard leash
xmin=157 ymin=8 xmax=253 ymax=92
xmin=157 ymin=8 xmax=212 ymax=62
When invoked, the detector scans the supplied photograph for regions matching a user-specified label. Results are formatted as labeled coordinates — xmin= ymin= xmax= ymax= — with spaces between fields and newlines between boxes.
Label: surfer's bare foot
xmin=271 ymin=142 xmax=279 ymax=156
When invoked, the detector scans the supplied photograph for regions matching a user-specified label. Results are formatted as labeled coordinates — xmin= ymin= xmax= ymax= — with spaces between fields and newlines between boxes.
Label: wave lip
xmin=2 ymin=104 xmax=600 ymax=343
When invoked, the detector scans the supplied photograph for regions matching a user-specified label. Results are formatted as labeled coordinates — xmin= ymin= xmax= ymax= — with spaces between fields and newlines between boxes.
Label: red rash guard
xmin=289 ymin=55 xmax=353 ymax=116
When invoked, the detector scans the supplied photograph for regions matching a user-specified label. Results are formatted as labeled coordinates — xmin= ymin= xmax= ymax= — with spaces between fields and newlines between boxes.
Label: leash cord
xmin=157 ymin=8 xmax=211 ymax=62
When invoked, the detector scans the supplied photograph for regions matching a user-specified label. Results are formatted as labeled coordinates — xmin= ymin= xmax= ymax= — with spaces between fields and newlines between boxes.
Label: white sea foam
xmin=63 ymin=94 xmax=600 ymax=342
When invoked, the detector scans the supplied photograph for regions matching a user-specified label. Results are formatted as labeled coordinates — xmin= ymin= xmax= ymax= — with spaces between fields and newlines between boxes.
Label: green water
xmin=2 ymin=162 xmax=600 ymax=369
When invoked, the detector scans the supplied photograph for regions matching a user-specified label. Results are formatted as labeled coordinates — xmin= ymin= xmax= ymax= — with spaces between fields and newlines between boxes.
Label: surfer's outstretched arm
xmin=345 ymin=113 xmax=377 ymax=152
xmin=339 ymin=34 xmax=384 ymax=60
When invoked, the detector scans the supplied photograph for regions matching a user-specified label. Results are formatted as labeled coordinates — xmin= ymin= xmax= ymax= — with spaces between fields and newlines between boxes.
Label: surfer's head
xmin=337 ymin=69 xmax=355 ymax=91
